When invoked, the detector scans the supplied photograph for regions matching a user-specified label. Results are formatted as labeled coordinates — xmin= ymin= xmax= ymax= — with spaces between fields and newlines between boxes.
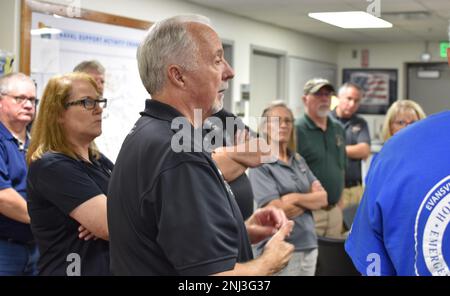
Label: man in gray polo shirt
xmin=330 ymin=82 xmax=371 ymax=209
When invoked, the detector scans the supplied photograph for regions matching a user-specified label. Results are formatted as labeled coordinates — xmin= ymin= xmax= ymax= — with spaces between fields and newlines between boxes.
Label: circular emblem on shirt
xmin=414 ymin=175 xmax=450 ymax=275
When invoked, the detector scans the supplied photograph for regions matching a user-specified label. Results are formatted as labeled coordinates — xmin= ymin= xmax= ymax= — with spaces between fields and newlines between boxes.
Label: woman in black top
xmin=27 ymin=72 xmax=111 ymax=275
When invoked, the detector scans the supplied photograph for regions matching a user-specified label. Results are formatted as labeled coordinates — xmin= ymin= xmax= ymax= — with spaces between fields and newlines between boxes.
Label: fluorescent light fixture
xmin=53 ymin=14 xmax=64 ymax=18
xmin=31 ymin=27 xmax=62 ymax=36
xmin=308 ymin=11 xmax=393 ymax=29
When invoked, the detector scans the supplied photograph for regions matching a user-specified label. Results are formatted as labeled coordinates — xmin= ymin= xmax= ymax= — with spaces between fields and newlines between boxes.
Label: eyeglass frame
xmin=64 ymin=97 xmax=108 ymax=110
xmin=1 ymin=93 xmax=39 ymax=106
xmin=266 ymin=116 xmax=294 ymax=126
xmin=392 ymin=119 xmax=416 ymax=127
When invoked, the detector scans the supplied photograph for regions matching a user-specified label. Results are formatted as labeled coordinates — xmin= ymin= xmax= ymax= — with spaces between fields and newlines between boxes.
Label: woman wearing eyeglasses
xmin=249 ymin=101 xmax=327 ymax=276
xmin=26 ymin=72 xmax=112 ymax=275
xmin=381 ymin=100 xmax=426 ymax=142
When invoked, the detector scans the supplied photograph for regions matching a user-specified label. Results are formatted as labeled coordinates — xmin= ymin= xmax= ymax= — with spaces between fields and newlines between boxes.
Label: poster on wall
xmin=30 ymin=12 xmax=149 ymax=161
xmin=0 ymin=51 xmax=14 ymax=76
xmin=342 ymin=68 xmax=397 ymax=114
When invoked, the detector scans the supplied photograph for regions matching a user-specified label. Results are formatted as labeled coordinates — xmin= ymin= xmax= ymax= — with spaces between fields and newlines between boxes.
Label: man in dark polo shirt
xmin=108 ymin=15 xmax=294 ymax=276
xmin=330 ymin=82 xmax=370 ymax=210
xmin=296 ymin=78 xmax=346 ymax=238
xmin=0 ymin=73 xmax=39 ymax=275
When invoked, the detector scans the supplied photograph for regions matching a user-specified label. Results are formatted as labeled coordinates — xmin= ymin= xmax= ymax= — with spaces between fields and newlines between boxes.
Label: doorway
xmin=250 ymin=49 xmax=286 ymax=120
xmin=407 ymin=62 xmax=450 ymax=115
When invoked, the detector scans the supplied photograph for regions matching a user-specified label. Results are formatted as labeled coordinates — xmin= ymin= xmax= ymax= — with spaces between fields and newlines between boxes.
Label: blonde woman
xmin=249 ymin=101 xmax=327 ymax=276
xmin=27 ymin=73 xmax=111 ymax=275
xmin=381 ymin=100 xmax=426 ymax=142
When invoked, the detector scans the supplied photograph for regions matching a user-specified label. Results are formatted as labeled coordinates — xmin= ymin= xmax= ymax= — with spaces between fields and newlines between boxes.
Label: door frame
xmin=250 ymin=45 xmax=288 ymax=103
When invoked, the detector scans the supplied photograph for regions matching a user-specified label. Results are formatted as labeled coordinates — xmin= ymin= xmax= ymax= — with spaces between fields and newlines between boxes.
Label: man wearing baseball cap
xmin=295 ymin=78 xmax=346 ymax=238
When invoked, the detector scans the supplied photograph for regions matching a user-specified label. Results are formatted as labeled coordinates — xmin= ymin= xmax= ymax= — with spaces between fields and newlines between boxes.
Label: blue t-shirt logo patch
xmin=414 ymin=175 xmax=450 ymax=276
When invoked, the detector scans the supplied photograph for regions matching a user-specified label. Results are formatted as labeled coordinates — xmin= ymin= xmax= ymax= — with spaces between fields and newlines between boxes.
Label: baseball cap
xmin=303 ymin=78 xmax=335 ymax=95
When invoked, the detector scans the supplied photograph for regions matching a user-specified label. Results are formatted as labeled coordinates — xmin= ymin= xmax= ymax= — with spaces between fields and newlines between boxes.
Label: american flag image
xmin=350 ymin=72 xmax=390 ymax=105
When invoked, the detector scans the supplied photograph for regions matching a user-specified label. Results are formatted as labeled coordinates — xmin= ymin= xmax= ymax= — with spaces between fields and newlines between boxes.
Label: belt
xmin=0 ymin=237 xmax=35 ymax=246
xmin=322 ymin=203 xmax=336 ymax=211
xmin=345 ymin=180 xmax=362 ymax=188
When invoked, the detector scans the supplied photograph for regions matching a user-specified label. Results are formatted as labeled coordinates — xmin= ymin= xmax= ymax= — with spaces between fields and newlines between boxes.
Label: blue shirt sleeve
xmin=0 ymin=144 xmax=12 ymax=190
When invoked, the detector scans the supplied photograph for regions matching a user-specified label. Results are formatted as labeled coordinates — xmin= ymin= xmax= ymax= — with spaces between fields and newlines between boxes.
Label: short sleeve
xmin=149 ymin=161 xmax=239 ymax=276
xmin=357 ymin=120 xmax=371 ymax=145
xmin=31 ymin=157 xmax=104 ymax=215
xmin=98 ymin=154 xmax=114 ymax=171
xmin=248 ymin=166 xmax=280 ymax=207
xmin=298 ymin=156 xmax=317 ymax=185
xmin=345 ymin=171 xmax=396 ymax=275
xmin=0 ymin=144 xmax=12 ymax=189
xmin=338 ymin=126 xmax=348 ymax=170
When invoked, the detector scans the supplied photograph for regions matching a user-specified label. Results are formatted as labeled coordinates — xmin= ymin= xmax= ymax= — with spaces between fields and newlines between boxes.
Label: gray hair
xmin=338 ymin=82 xmax=364 ymax=97
xmin=137 ymin=14 xmax=211 ymax=95
xmin=0 ymin=72 xmax=35 ymax=95
xmin=73 ymin=60 xmax=105 ymax=74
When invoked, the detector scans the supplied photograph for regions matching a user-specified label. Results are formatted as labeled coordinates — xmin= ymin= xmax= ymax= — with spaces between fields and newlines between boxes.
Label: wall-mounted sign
xmin=439 ymin=41 xmax=449 ymax=58
xmin=241 ymin=84 xmax=250 ymax=100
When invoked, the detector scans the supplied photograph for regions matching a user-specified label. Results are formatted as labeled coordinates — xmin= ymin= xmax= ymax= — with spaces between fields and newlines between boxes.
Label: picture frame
xmin=342 ymin=68 xmax=398 ymax=114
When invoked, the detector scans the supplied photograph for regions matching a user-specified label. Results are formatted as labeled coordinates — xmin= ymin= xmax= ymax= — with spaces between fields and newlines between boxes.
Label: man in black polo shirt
xmin=296 ymin=78 xmax=346 ymax=238
xmin=330 ymin=83 xmax=371 ymax=210
xmin=108 ymin=15 xmax=294 ymax=276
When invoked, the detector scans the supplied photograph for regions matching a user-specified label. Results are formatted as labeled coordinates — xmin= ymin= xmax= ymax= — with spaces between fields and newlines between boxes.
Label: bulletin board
xmin=20 ymin=0 xmax=152 ymax=161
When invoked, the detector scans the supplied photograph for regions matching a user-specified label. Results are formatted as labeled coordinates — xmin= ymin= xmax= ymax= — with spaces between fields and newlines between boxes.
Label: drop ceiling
xmin=183 ymin=0 xmax=450 ymax=43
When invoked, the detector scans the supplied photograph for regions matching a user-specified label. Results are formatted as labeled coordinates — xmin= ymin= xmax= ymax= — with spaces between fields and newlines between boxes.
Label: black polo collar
xmin=331 ymin=108 xmax=355 ymax=123
xmin=140 ymin=99 xmax=184 ymax=123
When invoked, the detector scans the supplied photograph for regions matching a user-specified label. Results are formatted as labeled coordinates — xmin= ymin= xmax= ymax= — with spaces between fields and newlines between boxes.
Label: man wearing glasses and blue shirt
xmin=0 ymin=72 xmax=39 ymax=275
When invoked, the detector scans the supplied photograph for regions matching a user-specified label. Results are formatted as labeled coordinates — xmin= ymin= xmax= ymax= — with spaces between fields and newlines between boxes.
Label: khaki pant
xmin=313 ymin=206 xmax=344 ymax=239
xmin=276 ymin=249 xmax=318 ymax=276
xmin=340 ymin=185 xmax=364 ymax=209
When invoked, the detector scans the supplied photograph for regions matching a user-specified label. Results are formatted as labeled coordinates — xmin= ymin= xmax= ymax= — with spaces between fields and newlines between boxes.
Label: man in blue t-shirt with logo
xmin=345 ymin=50 xmax=450 ymax=275
xmin=346 ymin=110 xmax=450 ymax=275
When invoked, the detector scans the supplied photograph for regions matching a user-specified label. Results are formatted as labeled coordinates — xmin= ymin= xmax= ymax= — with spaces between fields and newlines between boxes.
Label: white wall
xmin=5 ymin=0 xmax=444 ymax=115
xmin=27 ymin=0 xmax=337 ymax=108
xmin=0 ymin=0 xmax=21 ymax=71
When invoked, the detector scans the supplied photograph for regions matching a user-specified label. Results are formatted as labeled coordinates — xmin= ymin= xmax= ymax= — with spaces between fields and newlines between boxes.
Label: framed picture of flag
xmin=342 ymin=68 xmax=397 ymax=114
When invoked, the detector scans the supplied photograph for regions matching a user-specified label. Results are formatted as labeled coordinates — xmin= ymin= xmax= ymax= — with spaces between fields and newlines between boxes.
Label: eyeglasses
xmin=1 ymin=94 xmax=38 ymax=106
xmin=393 ymin=120 xmax=416 ymax=127
xmin=65 ymin=97 xmax=107 ymax=110
xmin=268 ymin=117 xmax=294 ymax=125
